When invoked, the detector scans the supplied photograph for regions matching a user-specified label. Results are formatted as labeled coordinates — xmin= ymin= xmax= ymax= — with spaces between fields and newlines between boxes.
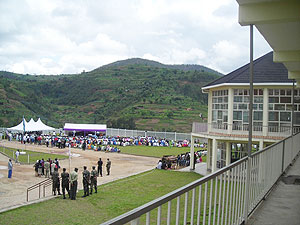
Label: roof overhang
xmin=202 ymin=82 xmax=294 ymax=91
xmin=237 ymin=0 xmax=300 ymax=86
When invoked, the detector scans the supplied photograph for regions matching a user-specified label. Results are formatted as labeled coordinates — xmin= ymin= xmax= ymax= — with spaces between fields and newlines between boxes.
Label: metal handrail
xmin=27 ymin=177 xmax=62 ymax=201
xmin=101 ymin=157 xmax=248 ymax=225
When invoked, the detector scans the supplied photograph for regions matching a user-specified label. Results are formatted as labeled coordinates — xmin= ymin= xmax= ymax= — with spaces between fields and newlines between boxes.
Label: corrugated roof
xmin=203 ymin=52 xmax=292 ymax=89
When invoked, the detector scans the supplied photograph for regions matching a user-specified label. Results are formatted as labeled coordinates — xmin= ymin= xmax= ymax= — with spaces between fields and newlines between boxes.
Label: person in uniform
xmin=82 ymin=166 xmax=90 ymax=197
xmin=44 ymin=159 xmax=50 ymax=178
xmin=97 ymin=158 xmax=103 ymax=177
xmin=70 ymin=168 xmax=78 ymax=200
xmin=61 ymin=168 xmax=70 ymax=199
xmin=52 ymin=168 xmax=61 ymax=196
xmin=106 ymin=158 xmax=111 ymax=175
xmin=90 ymin=166 xmax=97 ymax=194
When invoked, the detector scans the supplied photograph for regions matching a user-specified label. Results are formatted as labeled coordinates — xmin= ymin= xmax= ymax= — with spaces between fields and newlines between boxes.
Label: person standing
xmin=82 ymin=166 xmax=90 ymax=197
xmin=70 ymin=168 xmax=78 ymax=200
xmin=8 ymin=159 xmax=13 ymax=178
xmin=15 ymin=150 xmax=20 ymax=164
xmin=90 ymin=166 xmax=97 ymax=194
xmin=106 ymin=158 xmax=111 ymax=176
xmin=61 ymin=168 xmax=70 ymax=199
xmin=44 ymin=159 xmax=50 ymax=178
xmin=52 ymin=168 xmax=61 ymax=196
xmin=50 ymin=160 xmax=56 ymax=176
xmin=97 ymin=158 xmax=103 ymax=177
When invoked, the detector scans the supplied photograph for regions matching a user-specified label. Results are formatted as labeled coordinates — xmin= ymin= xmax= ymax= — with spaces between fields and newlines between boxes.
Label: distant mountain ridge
xmin=96 ymin=58 xmax=222 ymax=75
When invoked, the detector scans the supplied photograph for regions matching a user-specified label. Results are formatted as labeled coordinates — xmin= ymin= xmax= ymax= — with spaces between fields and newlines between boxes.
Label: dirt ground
xmin=0 ymin=140 xmax=158 ymax=212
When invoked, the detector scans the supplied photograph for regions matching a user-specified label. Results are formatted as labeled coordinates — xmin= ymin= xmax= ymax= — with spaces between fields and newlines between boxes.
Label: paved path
xmin=179 ymin=162 xmax=209 ymax=176
xmin=0 ymin=140 xmax=158 ymax=212
xmin=247 ymin=154 xmax=300 ymax=225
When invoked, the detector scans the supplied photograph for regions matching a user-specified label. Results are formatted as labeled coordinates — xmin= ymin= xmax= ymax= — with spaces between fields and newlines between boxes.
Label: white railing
xmin=101 ymin=132 xmax=300 ymax=225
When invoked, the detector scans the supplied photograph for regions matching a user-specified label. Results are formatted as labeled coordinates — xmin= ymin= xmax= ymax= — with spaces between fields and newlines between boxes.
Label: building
xmin=191 ymin=52 xmax=300 ymax=172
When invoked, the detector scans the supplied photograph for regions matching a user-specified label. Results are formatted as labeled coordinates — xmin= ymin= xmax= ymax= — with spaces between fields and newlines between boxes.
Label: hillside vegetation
xmin=0 ymin=58 xmax=220 ymax=132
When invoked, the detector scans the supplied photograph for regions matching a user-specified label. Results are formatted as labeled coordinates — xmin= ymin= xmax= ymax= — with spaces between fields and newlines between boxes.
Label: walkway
xmin=179 ymin=162 xmax=209 ymax=176
xmin=247 ymin=155 xmax=300 ymax=225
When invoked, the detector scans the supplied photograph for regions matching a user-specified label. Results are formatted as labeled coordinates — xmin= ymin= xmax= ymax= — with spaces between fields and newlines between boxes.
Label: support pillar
xmin=226 ymin=142 xmax=231 ymax=166
xmin=212 ymin=138 xmax=217 ymax=172
xmin=190 ymin=135 xmax=195 ymax=170
xmin=207 ymin=139 xmax=212 ymax=171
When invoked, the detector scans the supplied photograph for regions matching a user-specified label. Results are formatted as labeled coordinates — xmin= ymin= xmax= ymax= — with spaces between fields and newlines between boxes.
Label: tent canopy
xmin=64 ymin=123 xmax=106 ymax=132
xmin=7 ymin=118 xmax=55 ymax=132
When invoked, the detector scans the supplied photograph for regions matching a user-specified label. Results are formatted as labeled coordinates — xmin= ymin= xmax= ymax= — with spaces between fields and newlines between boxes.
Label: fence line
xmin=101 ymin=132 xmax=300 ymax=225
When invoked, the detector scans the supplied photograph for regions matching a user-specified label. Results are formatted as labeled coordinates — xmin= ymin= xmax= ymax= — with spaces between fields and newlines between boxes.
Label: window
xmin=254 ymin=111 xmax=263 ymax=121
xmin=233 ymin=111 xmax=242 ymax=120
xmin=280 ymin=97 xmax=291 ymax=103
xmin=269 ymin=112 xmax=279 ymax=121
xmin=275 ymin=104 xmax=285 ymax=110
xmin=243 ymin=111 xmax=249 ymax=123
xmin=280 ymin=112 xmax=291 ymax=122
xmin=269 ymin=97 xmax=279 ymax=103
xmin=234 ymin=96 xmax=243 ymax=102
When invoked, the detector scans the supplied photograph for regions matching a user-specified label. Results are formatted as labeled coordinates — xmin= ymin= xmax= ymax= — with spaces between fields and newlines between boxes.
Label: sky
xmin=0 ymin=0 xmax=272 ymax=75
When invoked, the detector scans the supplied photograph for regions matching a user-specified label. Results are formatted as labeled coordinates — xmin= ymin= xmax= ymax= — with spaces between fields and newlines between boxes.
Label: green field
xmin=0 ymin=169 xmax=203 ymax=225
xmin=118 ymin=145 xmax=206 ymax=161
xmin=0 ymin=146 xmax=68 ymax=164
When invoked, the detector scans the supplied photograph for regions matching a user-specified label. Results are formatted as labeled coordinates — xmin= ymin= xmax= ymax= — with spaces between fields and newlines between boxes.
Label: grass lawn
xmin=0 ymin=146 xmax=68 ymax=164
xmin=119 ymin=145 xmax=206 ymax=159
xmin=0 ymin=170 xmax=202 ymax=225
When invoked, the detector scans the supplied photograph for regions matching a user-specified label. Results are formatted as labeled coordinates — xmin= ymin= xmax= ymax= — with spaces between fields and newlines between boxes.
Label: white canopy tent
xmin=7 ymin=118 xmax=55 ymax=132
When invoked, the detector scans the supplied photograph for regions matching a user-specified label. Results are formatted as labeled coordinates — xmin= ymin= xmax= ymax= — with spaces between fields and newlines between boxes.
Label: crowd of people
xmin=157 ymin=150 xmax=206 ymax=170
xmin=9 ymin=133 xmax=206 ymax=151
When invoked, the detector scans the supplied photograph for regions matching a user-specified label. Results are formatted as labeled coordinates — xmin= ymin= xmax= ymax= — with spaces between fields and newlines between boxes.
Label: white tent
xmin=7 ymin=118 xmax=55 ymax=132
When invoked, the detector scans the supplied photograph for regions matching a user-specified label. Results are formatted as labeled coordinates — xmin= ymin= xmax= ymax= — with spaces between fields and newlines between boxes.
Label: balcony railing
xmin=101 ymin=132 xmax=300 ymax=225
xmin=192 ymin=122 xmax=300 ymax=136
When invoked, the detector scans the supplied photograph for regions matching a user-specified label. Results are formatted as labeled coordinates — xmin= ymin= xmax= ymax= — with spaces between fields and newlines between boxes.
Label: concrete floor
xmin=247 ymin=155 xmax=300 ymax=225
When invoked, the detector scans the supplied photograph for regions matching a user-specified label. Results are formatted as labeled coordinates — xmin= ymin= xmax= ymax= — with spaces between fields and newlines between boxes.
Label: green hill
xmin=0 ymin=58 xmax=221 ymax=132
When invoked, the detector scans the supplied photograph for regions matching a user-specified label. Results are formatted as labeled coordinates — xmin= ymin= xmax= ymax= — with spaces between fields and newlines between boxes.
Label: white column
xmin=259 ymin=140 xmax=264 ymax=151
xmin=228 ymin=88 xmax=234 ymax=134
xmin=207 ymin=139 xmax=212 ymax=171
xmin=207 ymin=91 xmax=212 ymax=132
xmin=263 ymin=88 xmax=269 ymax=136
xmin=226 ymin=142 xmax=231 ymax=166
xmin=212 ymin=138 xmax=217 ymax=172
xmin=190 ymin=135 xmax=195 ymax=170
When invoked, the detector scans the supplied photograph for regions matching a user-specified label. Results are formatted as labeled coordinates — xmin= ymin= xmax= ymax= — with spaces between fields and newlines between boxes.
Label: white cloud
xmin=0 ymin=0 xmax=272 ymax=75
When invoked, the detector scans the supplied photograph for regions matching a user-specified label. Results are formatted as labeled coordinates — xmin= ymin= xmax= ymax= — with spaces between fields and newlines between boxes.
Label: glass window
xmin=234 ymin=89 xmax=238 ymax=95
xmin=238 ymin=89 xmax=243 ymax=95
xmin=259 ymin=104 xmax=263 ymax=110
xmin=212 ymin=111 xmax=217 ymax=121
xmin=253 ymin=104 xmax=258 ymax=110
xmin=280 ymin=90 xmax=285 ymax=95
xmin=269 ymin=97 xmax=279 ymax=103
xmin=218 ymin=111 xmax=222 ymax=119
xmin=280 ymin=97 xmax=291 ymax=103
xmin=295 ymin=97 xmax=300 ymax=103
xmin=269 ymin=112 xmax=279 ymax=121
xmin=295 ymin=112 xmax=300 ymax=125
xmin=233 ymin=111 xmax=242 ymax=120
xmin=244 ymin=96 xmax=250 ymax=103
xmin=287 ymin=90 xmax=291 ymax=96
xmin=269 ymin=89 xmax=273 ymax=95
xmin=294 ymin=90 xmax=298 ymax=96
xmin=238 ymin=104 xmax=247 ymax=110
xmin=254 ymin=111 xmax=263 ymax=121
xmin=213 ymin=97 xmax=217 ymax=103
xmin=234 ymin=96 xmax=243 ymax=102
xmin=269 ymin=104 xmax=273 ymax=110
xmin=218 ymin=97 xmax=223 ymax=103
xmin=275 ymin=104 xmax=285 ymax=110
xmin=254 ymin=96 xmax=263 ymax=103
xmin=254 ymin=89 xmax=258 ymax=95
xmin=233 ymin=104 xmax=237 ymax=109
xmin=224 ymin=96 xmax=228 ymax=103
xmin=244 ymin=89 xmax=249 ymax=95
xmin=280 ymin=112 xmax=291 ymax=122
xmin=243 ymin=111 xmax=249 ymax=123
xmin=223 ymin=111 xmax=228 ymax=122
xmin=274 ymin=89 xmax=279 ymax=95
xmin=259 ymin=89 xmax=263 ymax=95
